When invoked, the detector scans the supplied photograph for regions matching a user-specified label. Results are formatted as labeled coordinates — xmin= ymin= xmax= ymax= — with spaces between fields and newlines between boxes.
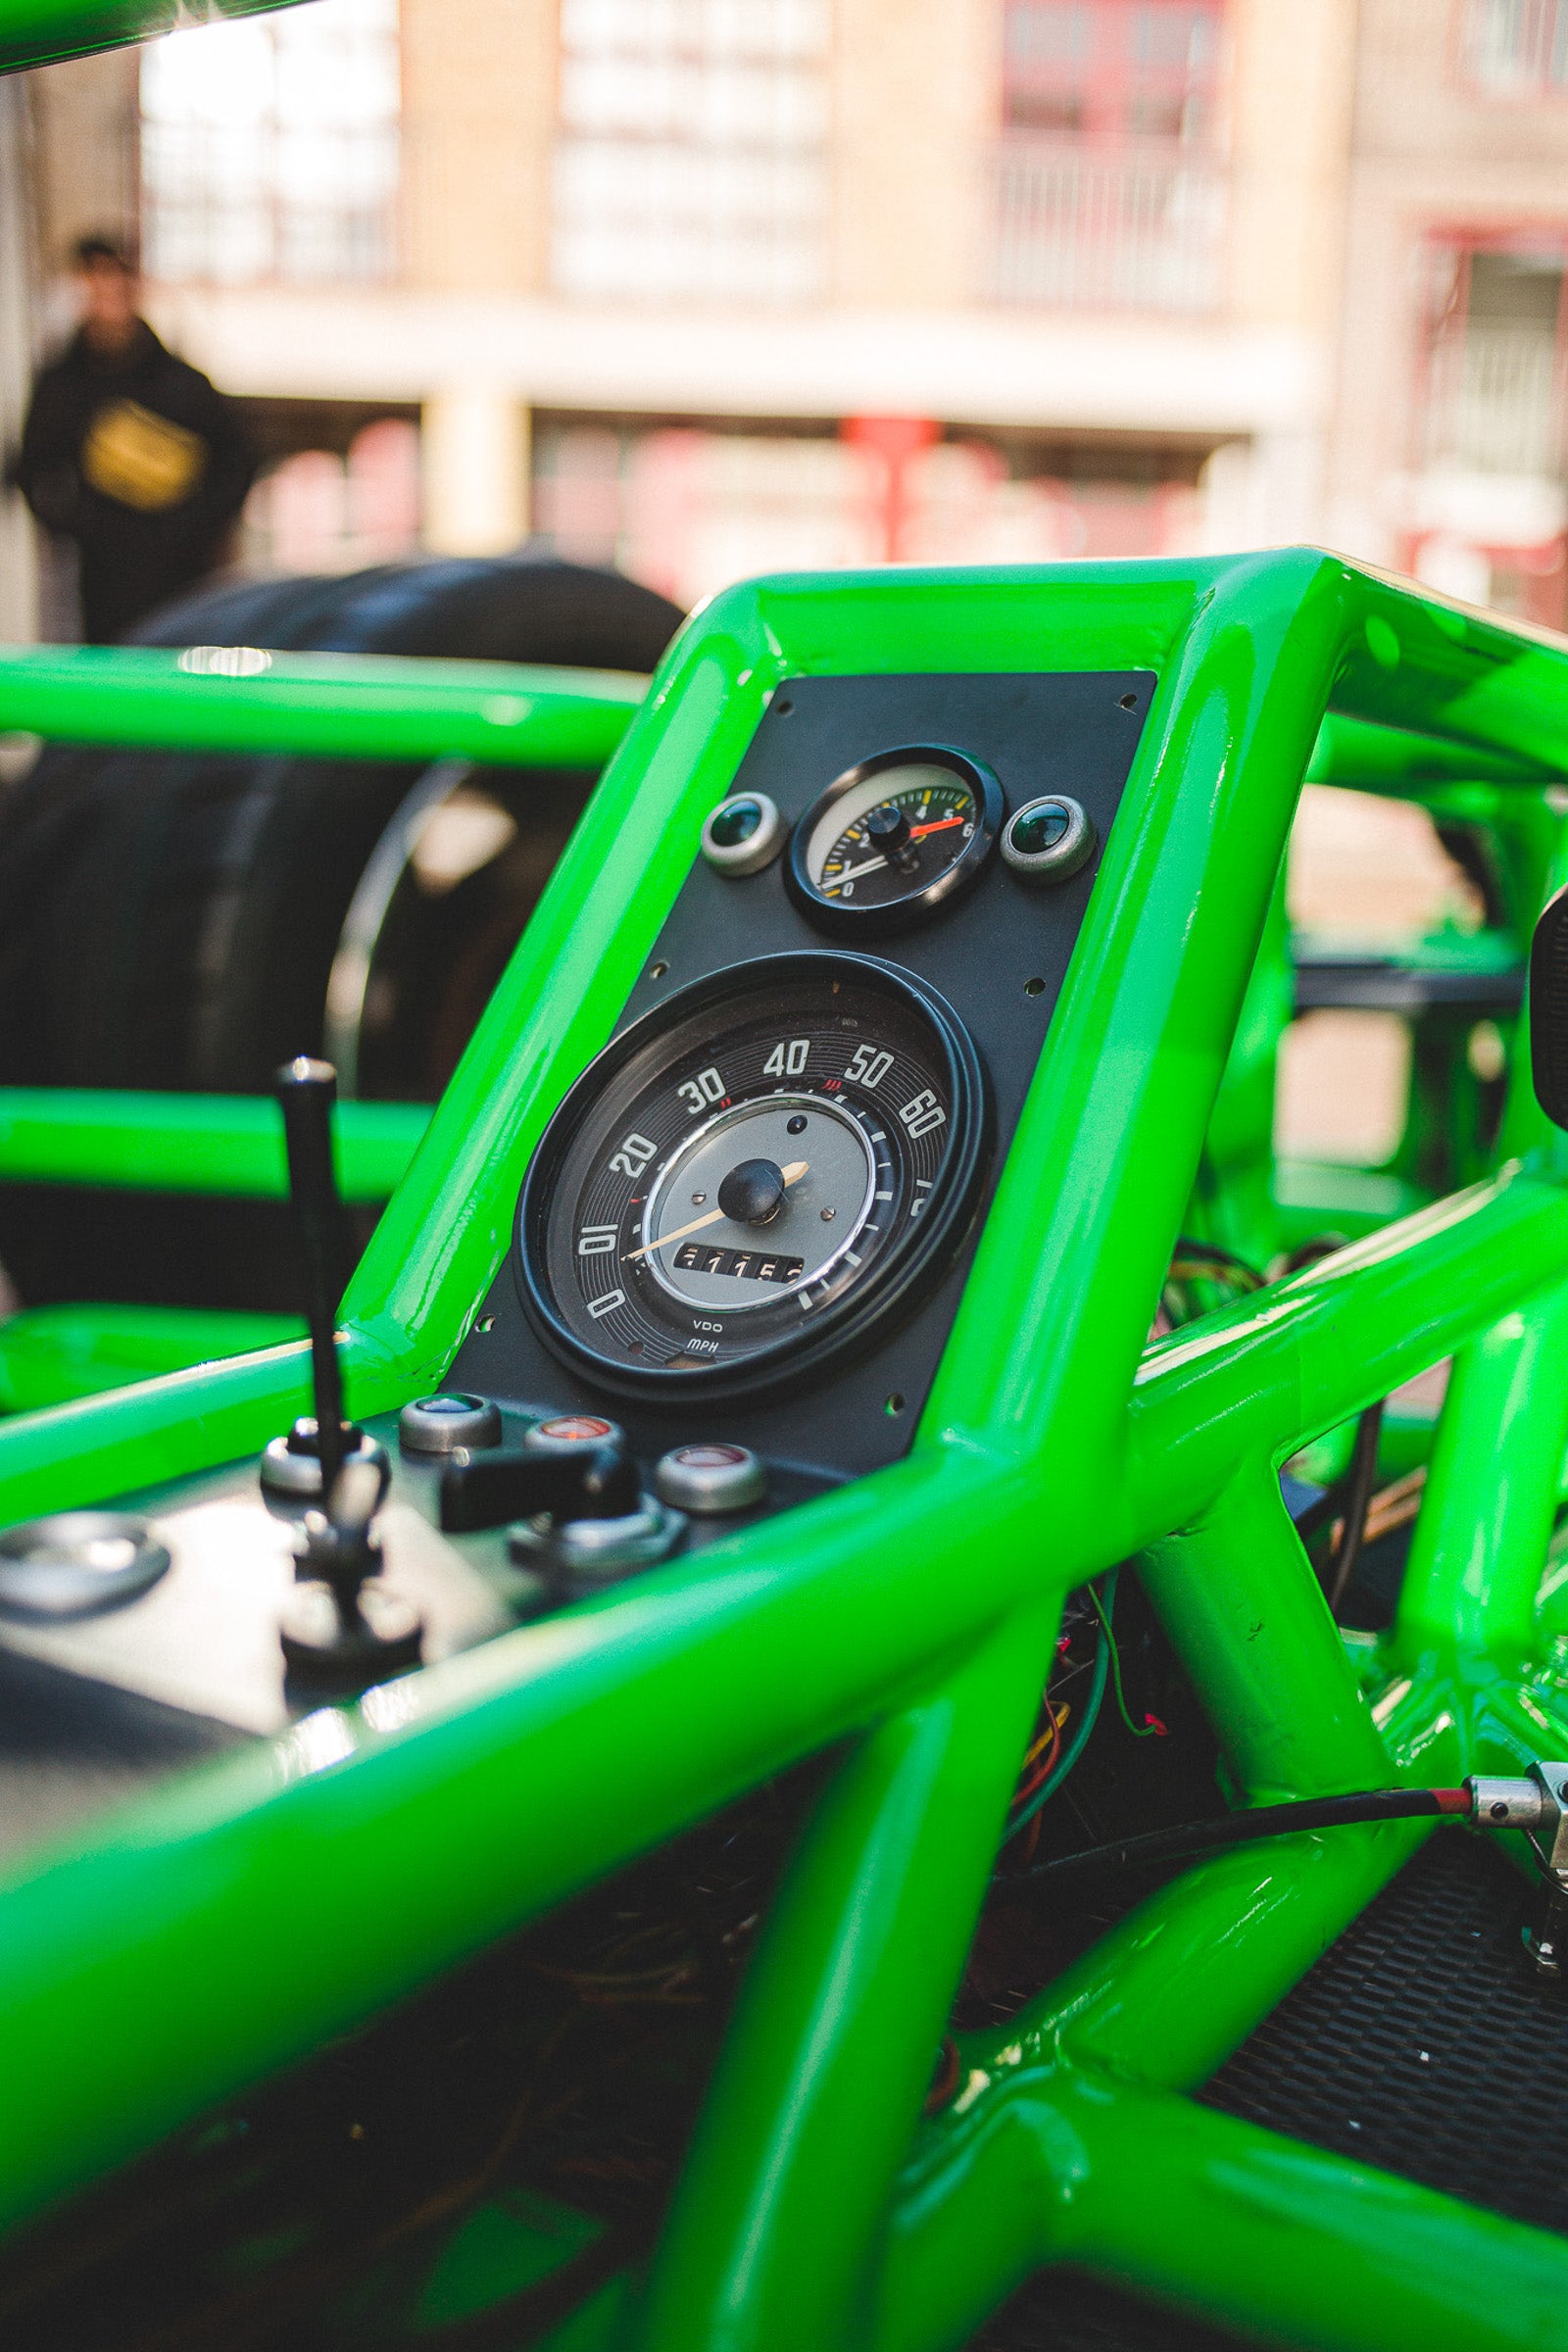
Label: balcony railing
xmin=1424 ymin=324 xmax=1565 ymax=477
xmin=986 ymin=141 xmax=1226 ymax=313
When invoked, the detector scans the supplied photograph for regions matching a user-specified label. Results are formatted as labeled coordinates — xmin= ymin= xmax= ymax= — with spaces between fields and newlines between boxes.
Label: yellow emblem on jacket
xmin=81 ymin=400 xmax=207 ymax=512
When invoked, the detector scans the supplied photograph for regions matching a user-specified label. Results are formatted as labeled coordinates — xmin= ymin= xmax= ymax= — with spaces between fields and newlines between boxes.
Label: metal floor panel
xmin=974 ymin=1831 xmax=1567 ymax=2349
xmin=1200 ymin=1830 xmax=1568 ymax=2233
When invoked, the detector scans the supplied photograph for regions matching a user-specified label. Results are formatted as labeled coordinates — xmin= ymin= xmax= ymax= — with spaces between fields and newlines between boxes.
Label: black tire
xmin=0 ymin=556 xmax=684 ymax=1311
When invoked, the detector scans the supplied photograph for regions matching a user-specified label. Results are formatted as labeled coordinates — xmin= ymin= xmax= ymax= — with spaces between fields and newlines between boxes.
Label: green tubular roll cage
xmin=6 ymin=522 xmax=1568 ymax=2341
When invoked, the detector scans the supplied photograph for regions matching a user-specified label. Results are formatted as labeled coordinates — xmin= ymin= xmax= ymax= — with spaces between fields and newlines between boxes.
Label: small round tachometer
xmin=786 ymin=746 xmax=1004 ymax=935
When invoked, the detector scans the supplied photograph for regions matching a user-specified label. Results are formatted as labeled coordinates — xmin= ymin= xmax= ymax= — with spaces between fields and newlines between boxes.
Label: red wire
xmin=1010 ymin=1696 xmax=1061 ymax=1809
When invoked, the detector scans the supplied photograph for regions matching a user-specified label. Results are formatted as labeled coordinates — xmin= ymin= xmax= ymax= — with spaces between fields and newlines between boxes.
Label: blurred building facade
xmin=140 ymin=0 xmax=1353 ymax=607
xmin=7 ymin=0 xmax=1568 ymax=624
xmin=1330 ymin=0 xmax=1568 ymax=626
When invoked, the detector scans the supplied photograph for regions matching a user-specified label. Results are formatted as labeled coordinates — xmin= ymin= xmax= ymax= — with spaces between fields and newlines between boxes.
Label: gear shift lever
xmin=276 ymin=1055 xmax=351 ymax=1494
xmin=260 ymin=1059 xmax=389 ymax=1513
xmin=269 ymin=1055 xmax=421 ymax=1690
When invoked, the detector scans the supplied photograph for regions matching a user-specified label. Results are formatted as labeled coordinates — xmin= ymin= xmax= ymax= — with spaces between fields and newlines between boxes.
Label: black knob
xmin=866 ymin=803 xmax=919 ymax=872
xmin=278 ymin=1452 xmax=422 ymax=1691
xmin=717 ymin=1157 xmax=786 ymax=1226
xmin=274 ymin=1056 xmax=352 ymax=1495
xmin=279 ymin=1524 xmax=422 ymax=1692
xmin=439 ymin=1436 xmax=640 ymax=1535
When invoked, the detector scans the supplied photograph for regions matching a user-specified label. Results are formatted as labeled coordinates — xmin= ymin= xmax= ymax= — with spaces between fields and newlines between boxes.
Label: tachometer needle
xmin=623 ymin=1159 xmax=808 ymax=1261
xmin=827 ymin=851 xmax=890 ymax=888
xmin=824 ymin=814 xmax=967 ymax=892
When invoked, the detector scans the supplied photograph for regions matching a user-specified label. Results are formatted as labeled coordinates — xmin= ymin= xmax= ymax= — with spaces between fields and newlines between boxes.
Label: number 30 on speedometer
xmin=514 ymin=955 xmax=990 ymax=1400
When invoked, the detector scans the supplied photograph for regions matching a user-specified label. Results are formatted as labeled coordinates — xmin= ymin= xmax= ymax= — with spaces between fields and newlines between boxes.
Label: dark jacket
xmin=15 ymin=321 xmax=256 ymax=642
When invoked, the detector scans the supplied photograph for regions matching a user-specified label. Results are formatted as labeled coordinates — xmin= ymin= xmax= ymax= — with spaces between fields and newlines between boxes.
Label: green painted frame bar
xmin=0 ymin=0 xmax=301 ymax=73
xmin=0 ymin=1087 xmax=429 ymax=1201
xmin=1307 ymin=708 xmax=1562 ymax=790
xmin=0 ymin=1303 xmax=302 ymax=1414
xmin=0 ymin=646 xmax=644 ymax=767
xmin=881 ymin=2057 xmax=1568 ymax=2352
xmin=4 ymin=556 xmax=1568 ymax=2347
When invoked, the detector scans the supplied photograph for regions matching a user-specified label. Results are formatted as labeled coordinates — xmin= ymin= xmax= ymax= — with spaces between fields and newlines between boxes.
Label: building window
xmin=1423 ymin=240 xmax=1567 ymax=475
xmin=551 ymin=0 xmax=831 ymax=304
xmin=1462 ymin=0 xmax=1568 ymax=95
xmin=140 ymin=0 xmax=400 ymax=285
xmin=531 ymin=415 xmax=1204 ymax=611
xmin=989 ymin=0 xmax=1227 ymax=311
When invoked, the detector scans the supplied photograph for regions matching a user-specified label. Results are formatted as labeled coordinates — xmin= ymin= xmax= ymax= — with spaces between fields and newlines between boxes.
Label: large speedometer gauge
xmin=515 ymin=956 xmax=989 ymax=1400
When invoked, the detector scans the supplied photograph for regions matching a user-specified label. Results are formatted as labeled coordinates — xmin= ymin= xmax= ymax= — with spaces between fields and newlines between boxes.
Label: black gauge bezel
xmin=785 ymin=744 xmax=1004 ymax=937
xmin=514 ymin=953 xmax=991 ymax=1404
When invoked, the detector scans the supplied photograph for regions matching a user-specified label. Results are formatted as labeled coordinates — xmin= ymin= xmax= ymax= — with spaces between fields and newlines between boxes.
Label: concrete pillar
xmin=419 ymin=388 xmax=529 ymax=556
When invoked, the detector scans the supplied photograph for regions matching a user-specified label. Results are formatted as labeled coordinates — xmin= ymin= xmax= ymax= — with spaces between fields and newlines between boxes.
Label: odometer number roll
xmin=515 ymin=955 xmax=989 ymax=1401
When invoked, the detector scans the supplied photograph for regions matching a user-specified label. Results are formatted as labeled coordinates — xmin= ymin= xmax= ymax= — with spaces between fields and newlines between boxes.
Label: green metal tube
xmin=1396 ymin=1282 xmax=1568 ymax=1662
xmin=0 ymin=1304 xmax=302 ymax=1415
xmin=1135 ymin=1460 xmax=1393 ymax=1800
xmin=1307 ymin=710 xmax=1557 ymax=791
xmin=0 ymin=647 xmax=644 ymax=768
xmin=882 ymin=2067 xmax=1568 ymax=2352
xmin=987 ymin=1822 xmax=1435 ymax=2096
xmin=548 ymin=1687 xmax=1494 ymax=2352
xmin=0 ymin=0 xmax=305 ymax=74
xmin=927 ymin=550 xmax=1345 ymax=1496
xmin=0 ymin=1338 xmax=317 ymax=1529
xmin=960 ymin=1670 xmax=1471 ymax=2100
xmin=0 ymin=1089 xmax=429 ymax=1201
xmin=635 ymin=1599 xmax=1059 ymax=2352
xmin=1334 ymin=569 xmax=1568 ymax=770
xmin=1127 ymin=1160 xmax=1568 ymax=1549
xmin=0 ymin=1446 xmax=1054 ymax=2236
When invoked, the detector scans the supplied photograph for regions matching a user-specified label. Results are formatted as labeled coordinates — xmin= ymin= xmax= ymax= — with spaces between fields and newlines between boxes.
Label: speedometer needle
xmin=623 ymin=1159 xmax=808 ymax=1261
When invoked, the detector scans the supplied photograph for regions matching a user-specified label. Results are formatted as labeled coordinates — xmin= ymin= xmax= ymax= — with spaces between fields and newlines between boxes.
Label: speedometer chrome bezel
xmin=513 ymin=953 xmax=990 ymax=1403
xmin=785 ymin=744 xmax=1004 ymax=937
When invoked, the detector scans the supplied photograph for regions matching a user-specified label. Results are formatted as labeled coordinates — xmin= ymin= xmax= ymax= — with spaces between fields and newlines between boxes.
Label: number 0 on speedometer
xmin=514 ymin=956 xmax=990 ymax=1400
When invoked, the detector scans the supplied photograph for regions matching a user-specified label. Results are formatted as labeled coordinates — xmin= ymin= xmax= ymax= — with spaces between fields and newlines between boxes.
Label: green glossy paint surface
xmin=1 ymin=552 xmax=1568 ymax=2348
xmin=0 ymin=646 xmax=643 ymax=766
xmin=0 ymin=1088 xmax=429 ymax=1199
xmin=0 ymin=0 xmax=299 ymax=73
xmin=0 ymin=1303 xmax=302 ymax=1413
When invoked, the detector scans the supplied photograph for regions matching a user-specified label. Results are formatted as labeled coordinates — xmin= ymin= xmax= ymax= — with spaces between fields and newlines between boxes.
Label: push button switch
xmin=399 ymin=1393 xmax=504 ymax=1456
xmin=655 ymin=1443 xmax=765 ymax=1515
xmin=523 ymin=1413 xmax=623 ymax=1458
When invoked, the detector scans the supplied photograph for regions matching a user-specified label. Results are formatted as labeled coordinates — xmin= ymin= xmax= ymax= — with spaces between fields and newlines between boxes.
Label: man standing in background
xmin=12 ymin=232 xmax=255 ymax=641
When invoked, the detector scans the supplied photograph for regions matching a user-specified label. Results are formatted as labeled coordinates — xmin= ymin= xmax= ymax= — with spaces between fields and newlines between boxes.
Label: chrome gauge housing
xmin=514 ymin=955 xmax=990 ymax=1401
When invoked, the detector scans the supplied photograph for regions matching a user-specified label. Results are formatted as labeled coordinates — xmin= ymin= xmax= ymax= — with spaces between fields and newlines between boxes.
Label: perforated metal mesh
xmin=973 ymin=1832 xmax=1566 ymax=2349
xmin=1200 ymin=1830 xmax=1568 ymax=2231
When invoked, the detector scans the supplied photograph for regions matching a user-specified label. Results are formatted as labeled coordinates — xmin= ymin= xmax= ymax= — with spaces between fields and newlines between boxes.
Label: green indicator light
xmin=1012 ymin=804 xmax=1070 ymax=856
xmin=710 ymin=800 xmax=763 ymax=850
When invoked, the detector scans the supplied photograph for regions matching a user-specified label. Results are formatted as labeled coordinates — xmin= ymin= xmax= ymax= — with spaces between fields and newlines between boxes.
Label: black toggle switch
xmin=439 ymin=1438 xmax=640 ymax=1535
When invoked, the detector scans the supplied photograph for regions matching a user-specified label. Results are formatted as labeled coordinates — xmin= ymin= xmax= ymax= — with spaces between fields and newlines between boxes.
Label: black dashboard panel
xmin=450 ymin=669 xmax=1152 ymax=1478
